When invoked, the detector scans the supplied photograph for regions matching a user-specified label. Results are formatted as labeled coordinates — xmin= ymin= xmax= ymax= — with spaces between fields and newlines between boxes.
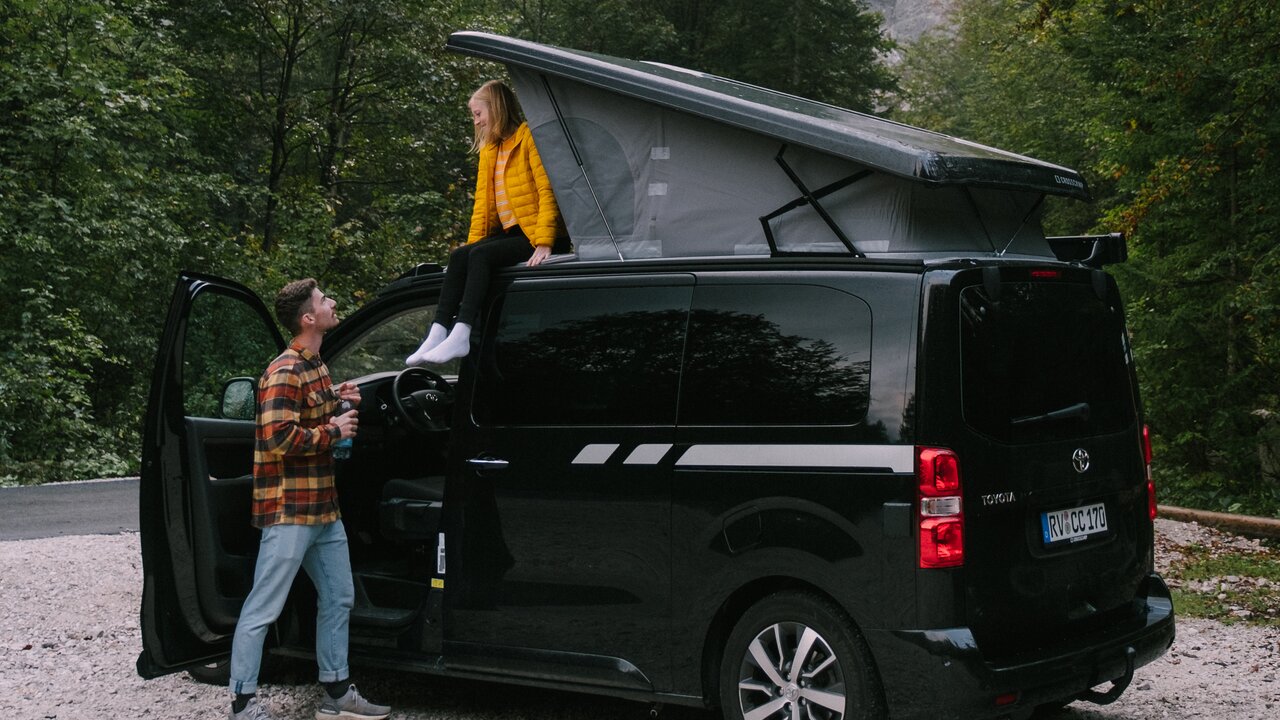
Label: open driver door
xmin=137 ymin=273 xmax=283 ymax=678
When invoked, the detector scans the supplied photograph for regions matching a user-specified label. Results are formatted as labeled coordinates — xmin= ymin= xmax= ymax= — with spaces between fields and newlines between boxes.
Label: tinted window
xmin=679 ymin=285 xmax=872 ymax=425
xmin=474 ymin=285 xmax=691 ymax=426
xmin=960 ymin=281 xmax=1135 ymax=442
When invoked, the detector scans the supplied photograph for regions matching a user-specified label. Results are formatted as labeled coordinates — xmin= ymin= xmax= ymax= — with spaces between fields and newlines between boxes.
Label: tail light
xmin=918 ymin=447 xmax=964 ymax=568
xmin=1143 ymin=425 xmax=1156 ymax=520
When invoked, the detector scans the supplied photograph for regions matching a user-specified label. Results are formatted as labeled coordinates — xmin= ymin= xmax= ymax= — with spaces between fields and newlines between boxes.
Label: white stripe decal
xmin=571 ymin=443 xmax=620 ymax=465
xmin=675 ymin=444 xmax=914 ymax=473
xmin=624 ymin=444 xmax=674 ymax=465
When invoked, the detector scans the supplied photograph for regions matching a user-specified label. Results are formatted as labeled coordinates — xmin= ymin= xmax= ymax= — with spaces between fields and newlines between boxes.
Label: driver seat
xmin=379 ymin=476 xmax=443 ymax=542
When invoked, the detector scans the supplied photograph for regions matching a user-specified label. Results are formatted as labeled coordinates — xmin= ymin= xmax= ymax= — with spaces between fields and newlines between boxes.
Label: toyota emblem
xmin=1072 ymin=448 xmax=1090 ymax=474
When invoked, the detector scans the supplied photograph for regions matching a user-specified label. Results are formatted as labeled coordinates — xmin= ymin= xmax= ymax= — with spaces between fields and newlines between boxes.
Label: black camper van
xmin=137 ymin=32 xmax=1174 ymax=720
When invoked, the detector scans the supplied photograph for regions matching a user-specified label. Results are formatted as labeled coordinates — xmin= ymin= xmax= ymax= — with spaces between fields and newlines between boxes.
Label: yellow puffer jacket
xmin=468 ymin=122 xmax=565 ymax=247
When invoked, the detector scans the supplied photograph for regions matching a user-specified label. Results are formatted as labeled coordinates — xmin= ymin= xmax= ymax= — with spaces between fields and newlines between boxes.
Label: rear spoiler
xmin=1045 ymin=232 xmax=1128 ymax=268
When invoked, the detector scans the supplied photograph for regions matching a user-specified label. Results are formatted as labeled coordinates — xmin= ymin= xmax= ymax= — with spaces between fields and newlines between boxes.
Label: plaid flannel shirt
xmin=251 ymin=340 xmax=343 ymax=528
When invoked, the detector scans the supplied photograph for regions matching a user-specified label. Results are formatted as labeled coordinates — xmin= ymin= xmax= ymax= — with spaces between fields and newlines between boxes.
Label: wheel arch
xmin=699 ymin=575 xmax=888 ymax=716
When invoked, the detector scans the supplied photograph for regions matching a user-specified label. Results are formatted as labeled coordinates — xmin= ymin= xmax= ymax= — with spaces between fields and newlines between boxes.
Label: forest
xmin=1 ymin=0 xmax=1277 ymax=517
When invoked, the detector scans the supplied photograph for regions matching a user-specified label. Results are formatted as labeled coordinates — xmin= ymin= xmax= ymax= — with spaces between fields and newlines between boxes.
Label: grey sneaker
xmin=230 ymin=697 xmax=273 ymax=720
xmin=315 ymin=684 xmax=391 ymax=720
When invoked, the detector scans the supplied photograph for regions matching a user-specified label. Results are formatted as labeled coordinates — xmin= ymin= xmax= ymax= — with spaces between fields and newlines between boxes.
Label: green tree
xmin=0 ymin=0 xmax=498 ymax=483
xmin=0 ymin=0 xmax=908 ymax=486
xmin=896 ymin=0 xmax=1280 ymax=515
xmin=486 ymin=0 xmax=896 ymax=111
xmin=893 ymin=0 xmax=1102 ymax=232
xmin=694 ymin=0 xmax=897 ymax=111
xmin=161 ymin=0 xmax=491 ymax=297
xmin=1083 ymin=0 xmax=1280 ymax=514
xmin=499 ymin=0 xmax=681 ymax=57
xmin=0 ymin=0 xmax=229 ymax=483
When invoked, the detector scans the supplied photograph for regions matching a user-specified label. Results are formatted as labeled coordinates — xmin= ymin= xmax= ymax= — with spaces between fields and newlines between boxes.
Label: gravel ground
xmin=1 ymin=520 xmax=1276 ymax=720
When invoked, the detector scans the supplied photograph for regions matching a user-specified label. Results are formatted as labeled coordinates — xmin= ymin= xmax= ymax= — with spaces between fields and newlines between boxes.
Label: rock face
xmin=864 ymin=0 xmax=954 ymax=43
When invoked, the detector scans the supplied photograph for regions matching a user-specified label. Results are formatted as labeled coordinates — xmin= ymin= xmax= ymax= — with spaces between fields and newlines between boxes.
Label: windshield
xmin=327 ymin=306 xmax=460 ymax=381
xmin=959 ymin=279 xmax=1135 ymax=443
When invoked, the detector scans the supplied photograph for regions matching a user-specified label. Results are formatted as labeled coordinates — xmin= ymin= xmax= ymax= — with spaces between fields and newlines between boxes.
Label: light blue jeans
xmin=229 ymin=520 xmax=354 ymax=695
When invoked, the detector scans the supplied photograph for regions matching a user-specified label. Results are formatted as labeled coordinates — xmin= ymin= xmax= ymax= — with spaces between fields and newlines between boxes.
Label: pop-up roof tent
xmin=446 ymin=31 xmax=1093 ymax=262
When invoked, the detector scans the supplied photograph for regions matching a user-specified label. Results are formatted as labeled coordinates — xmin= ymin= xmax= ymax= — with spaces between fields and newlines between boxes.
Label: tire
xmin=185 ymin=654 xmax=305 ymax=686
xmin=186 ymin=658 xmax=231 ymax=685
xmin=719 ymin=591 xmax=883 ymax=720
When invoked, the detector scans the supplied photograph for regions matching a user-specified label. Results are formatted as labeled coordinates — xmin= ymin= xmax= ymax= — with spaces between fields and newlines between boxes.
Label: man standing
xmin=230 ymin=279 xmax=390 ymax=720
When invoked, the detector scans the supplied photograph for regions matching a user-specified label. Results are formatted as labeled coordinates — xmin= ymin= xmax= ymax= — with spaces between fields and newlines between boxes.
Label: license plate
xmin=1041 ymin=502 xmax=1108 ymax=546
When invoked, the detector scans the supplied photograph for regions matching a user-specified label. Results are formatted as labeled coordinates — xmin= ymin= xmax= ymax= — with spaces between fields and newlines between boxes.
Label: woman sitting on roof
xmin=407 ymin=79 xmax=567 ymax=365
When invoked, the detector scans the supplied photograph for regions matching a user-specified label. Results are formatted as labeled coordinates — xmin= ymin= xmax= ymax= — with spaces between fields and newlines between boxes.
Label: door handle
xmin=467 ymin=456 xmax=510 ymax=471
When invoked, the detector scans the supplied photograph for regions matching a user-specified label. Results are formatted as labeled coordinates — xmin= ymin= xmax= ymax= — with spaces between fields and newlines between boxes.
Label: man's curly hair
xmin=274 ymin=278 xmax=317 ymax=335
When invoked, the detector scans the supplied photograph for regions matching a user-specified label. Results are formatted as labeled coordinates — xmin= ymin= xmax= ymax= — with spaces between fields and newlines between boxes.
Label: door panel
xmin=185 ymin=417 xmax=258 ymax=628
xmin=137 ymin=274 xmax=283 ymax=678
xmin=445 ymin=278 xmax=692 ymax=692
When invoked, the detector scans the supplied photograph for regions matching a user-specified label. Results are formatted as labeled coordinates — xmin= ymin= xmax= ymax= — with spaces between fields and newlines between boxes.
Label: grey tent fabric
xmin=455 ymin=34 xmax=1077 ymax=261
xmin=451 ymin=33 xmax=1090 ymax=197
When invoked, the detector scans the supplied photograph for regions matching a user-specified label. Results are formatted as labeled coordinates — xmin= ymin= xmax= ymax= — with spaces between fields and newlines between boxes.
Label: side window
xmin=473 ymin=285 xmax=691 ymax=426
xmin=679 ymin=284 xmax=871 ymax=425
xmin=327 ymin=305 xmax=460 ymax=381
xmin=183 ymin=290 xmax=280 ymax=418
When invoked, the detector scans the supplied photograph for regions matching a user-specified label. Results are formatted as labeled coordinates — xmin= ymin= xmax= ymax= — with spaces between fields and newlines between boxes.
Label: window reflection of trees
xmin=481 ymin=309 xmax=687 ymax=426
xmin=480 ymin=307 xmax=870 ymax=427
xmin=183 ymin=293 xmax=278 ymax=418
xmin=681 ymin=309 xmax=870 ymax=425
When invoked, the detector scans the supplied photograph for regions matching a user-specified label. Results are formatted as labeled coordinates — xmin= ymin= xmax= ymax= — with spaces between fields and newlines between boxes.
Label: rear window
xmin=959 ymin=279 xmax=1135 ymax=443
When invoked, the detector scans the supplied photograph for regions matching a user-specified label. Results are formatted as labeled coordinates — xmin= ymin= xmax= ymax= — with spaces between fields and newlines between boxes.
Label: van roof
xmin=446 ymin=31 xmax=1090 ymax=201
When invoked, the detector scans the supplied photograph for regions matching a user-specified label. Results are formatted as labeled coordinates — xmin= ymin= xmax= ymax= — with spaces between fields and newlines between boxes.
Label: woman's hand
xmin=527 ymin=245 xmax=552 ymax=267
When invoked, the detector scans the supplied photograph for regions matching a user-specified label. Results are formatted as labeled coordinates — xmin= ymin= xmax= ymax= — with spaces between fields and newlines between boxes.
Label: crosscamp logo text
xmin=1054 ymin=175 xmax=1085 ymax=189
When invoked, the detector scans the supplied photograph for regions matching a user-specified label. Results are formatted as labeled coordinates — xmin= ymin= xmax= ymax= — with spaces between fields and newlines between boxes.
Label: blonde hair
xmin=470 ymin=80 xmax=523 ymax=153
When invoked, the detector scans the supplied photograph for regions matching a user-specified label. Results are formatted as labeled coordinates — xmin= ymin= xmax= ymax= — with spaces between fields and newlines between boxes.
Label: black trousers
xmin=434 ymin=229 xmax=567 ymax=327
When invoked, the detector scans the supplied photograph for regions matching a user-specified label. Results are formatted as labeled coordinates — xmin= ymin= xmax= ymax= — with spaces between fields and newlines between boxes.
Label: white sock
xmin=421 ymin=323 xmax=472 ymax=364
xmin=406 ymin=323 xmax=448 ymax=365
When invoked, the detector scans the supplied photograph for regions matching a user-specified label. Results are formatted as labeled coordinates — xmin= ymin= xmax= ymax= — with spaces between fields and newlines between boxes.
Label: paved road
xmin=0 ymin=477 xmax=138 ymax=540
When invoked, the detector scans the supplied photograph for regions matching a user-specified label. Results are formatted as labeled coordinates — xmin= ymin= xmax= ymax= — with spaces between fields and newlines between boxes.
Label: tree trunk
xmin=261 ymin=3 xmax=308 ymax=253
xmin=319 ymin=16 xmax=356 ymax=202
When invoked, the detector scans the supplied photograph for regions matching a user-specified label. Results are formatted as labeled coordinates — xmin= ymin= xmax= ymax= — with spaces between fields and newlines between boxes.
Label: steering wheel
xmin=391 ymin=367 xmax=455 ymax=433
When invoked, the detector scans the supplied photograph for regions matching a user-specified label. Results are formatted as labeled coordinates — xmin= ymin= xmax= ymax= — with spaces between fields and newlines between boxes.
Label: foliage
xmin=0 ymin=0 xmax=486 ymax=483
xmin=495 ymin=0 xmax=682 ymax=58
xmin=0 ymin=0 xmax=899 ymax=484
xmin=159 ymin=0 xmax=489 ymax=300
xmin=895 ymin=0 xmax=1280 ymax=517
xmin=691 ymin=0 xmax=897 ymax=111
xmin=0 ymin=0 xmax=226 ymax=484
xmin=489 ymin=0 xmax=897 ymax=111
xmin=6 ymin=0 xmax=1278 ymax=518
xmin=0 ymin=289 xmax=132 ymax=485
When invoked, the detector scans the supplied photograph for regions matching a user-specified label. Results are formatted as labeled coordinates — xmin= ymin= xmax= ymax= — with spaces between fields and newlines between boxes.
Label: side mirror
xmin=220 ymin=377 xmax=257 ymax=421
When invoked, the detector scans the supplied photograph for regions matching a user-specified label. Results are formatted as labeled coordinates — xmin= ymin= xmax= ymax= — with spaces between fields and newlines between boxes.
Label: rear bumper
xmin=866 ymin=572 xmax=1175 ymax=720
